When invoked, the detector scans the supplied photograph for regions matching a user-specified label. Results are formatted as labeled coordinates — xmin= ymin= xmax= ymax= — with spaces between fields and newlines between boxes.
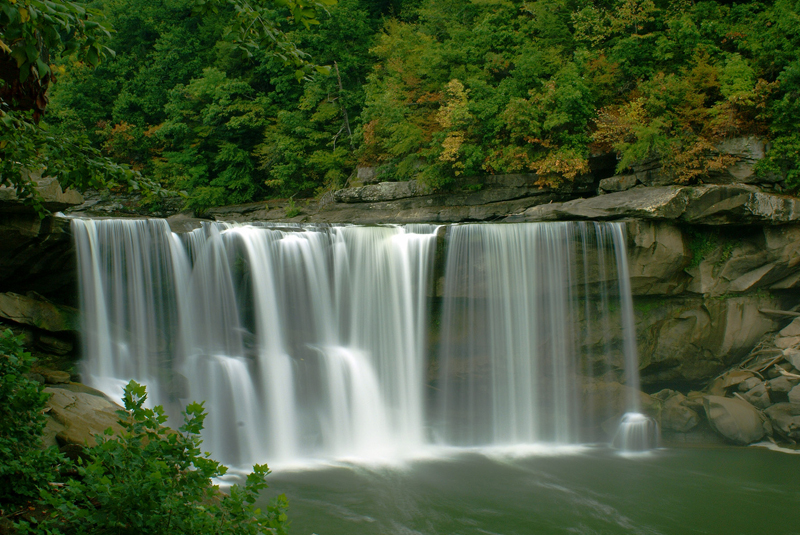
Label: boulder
xmin=709 ymin=137 xmax=778 ymax=185
xmin=356 ymin=166 xmax=381 ymax=185
xmin=636 ymin=294 xmax=788 ymax=385
xmin=703 ymin=395 xmax=766 ymax=445
xmin=662 ymin=393 xmax=700 ymax=432
xmin=0 ymin=292 xmax=78 ymax=332
xmin=599 ymin=175 xmax=638 ymax=193
xmin=764 ymin=403 xmax=800 ymax=440
xmin=741 ymin=383 xmax=772 ymax=410
xmin=767 ymin=376 xmax=800 ymax=394
xmin=44 ymin=386 xmax=124 ymax=448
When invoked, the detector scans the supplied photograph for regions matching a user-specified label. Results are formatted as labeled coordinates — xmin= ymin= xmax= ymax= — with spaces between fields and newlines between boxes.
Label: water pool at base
xmin=260 ymin=446 xmax=800 ymax=535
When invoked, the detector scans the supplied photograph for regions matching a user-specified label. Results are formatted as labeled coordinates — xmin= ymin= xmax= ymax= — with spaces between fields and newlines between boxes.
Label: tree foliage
xmin=1 ymin=0 xmax=336 ymax=213
xmin=11 ymin=0 xmax=800 ymax=211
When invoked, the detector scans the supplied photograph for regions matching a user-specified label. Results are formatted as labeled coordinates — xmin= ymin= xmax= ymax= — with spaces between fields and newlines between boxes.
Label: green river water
xmin=260 ymin=445 xmax=800 ymax=535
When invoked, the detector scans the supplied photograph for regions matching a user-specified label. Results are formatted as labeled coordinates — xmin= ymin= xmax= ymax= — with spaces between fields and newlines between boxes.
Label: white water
xmin=72 ymin=219 xmax=644 ymax=466
xmin=435 ymin=223 xmax=640 ymax=446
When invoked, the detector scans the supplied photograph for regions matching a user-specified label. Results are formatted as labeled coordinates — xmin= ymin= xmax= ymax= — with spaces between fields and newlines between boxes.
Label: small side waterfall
xmin=72 ymin=219 xmax=649 ymax=466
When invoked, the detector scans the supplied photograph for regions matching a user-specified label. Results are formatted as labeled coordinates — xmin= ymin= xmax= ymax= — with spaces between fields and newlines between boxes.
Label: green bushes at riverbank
xmin=0 ymin=330 xmax=286 ymax=534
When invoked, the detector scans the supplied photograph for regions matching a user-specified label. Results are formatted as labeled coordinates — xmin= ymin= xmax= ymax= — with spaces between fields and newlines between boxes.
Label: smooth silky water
xmin=260 ymin=446 xmax=799 ymax=535
xmin=70 ymin=219 xmax=797 ymax=534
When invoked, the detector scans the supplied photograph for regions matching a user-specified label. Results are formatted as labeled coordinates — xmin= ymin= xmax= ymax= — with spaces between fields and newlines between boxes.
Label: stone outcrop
xmin=334 ymin=180 xmax=430 ymax=203
xmin=506 ymin=185 xmax=800 ymax=226
xmin=703 ymin=395 xmax=767 ymax=445
xmin=0 ymin=174 xmax=84 ymax=212
xmin=43 ymin=385 xmax=124 ymax=449
xmin=202 ymin=173 xmax=596 ymax=225
xmin=0 ymin=292 xmax=78 ymax=332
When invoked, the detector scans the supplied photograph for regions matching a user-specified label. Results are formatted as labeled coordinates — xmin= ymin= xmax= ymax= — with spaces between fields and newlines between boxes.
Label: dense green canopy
xmin=4 ymin=0 xmax=800 ymax=212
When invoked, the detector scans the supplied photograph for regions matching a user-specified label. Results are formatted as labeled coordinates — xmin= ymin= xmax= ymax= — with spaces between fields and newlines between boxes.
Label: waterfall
xmin=434 ymin=222 xmax=640 ymax=446
xmin=72 ymin=219 xmax=646 ymax=466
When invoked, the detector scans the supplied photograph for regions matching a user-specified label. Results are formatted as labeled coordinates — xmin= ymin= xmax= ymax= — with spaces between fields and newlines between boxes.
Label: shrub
xmin=16 ymin=380 xmax=288 ymax=535
xmin=0 ymin=329 xmax=64 ymax=510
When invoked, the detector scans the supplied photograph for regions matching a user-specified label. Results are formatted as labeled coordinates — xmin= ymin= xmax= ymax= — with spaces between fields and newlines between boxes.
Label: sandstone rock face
xmin=0 ymin=292 xmax=78 ymax=332
xmin=44 ymin=386 xmax=124 ymax=448
xmin=0 ymin=174 xmax=83 ymax=212
xmin=334 ymin=180 xmax=430 ymax=203
xmin=625 ymin=220 xmax=691 ymax=295
xmin=703 ymin=395 xmax=766 ymax=445
xmin=507 ymin=185 xmax=800 ymax=225
xmin=599 ymin=174 xmax=638 ymax=193
xmin=635 ymin=294 xmax=788 ymax=385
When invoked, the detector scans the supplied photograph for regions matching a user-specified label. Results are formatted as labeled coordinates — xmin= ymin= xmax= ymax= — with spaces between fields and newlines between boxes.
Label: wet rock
xmin=42 ymin=370 xmax=71 ymax=384
xmin=0 ymin=292 xmax=78 ymax=332
xmin=662 ymin=393 xmax=700 ymax=432
xmin=742 ymin=383 xmax=772 ymax=410
xmin=764 ymin=403 xmax=800 ymax=440
xmin=44 ymin=387 xmax=124 ymax=448
xmin=703 ymin=395 xmax=766 ymax=445
xmin=789 ymin=385 xmax=800 ymax=416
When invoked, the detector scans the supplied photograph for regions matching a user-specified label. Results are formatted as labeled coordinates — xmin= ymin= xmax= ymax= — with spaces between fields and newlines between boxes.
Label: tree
xmin=0 ymin=0 xmax=335 ymax=214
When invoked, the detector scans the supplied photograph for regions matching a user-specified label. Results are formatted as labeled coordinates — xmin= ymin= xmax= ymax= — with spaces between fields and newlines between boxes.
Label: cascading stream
xmin=72 ymin=219 xmax=647 ymax=466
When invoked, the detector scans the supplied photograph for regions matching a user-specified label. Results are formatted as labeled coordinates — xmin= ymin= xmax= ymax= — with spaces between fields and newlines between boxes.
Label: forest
xmin=2 ymin=0 xmax=800 ymax=212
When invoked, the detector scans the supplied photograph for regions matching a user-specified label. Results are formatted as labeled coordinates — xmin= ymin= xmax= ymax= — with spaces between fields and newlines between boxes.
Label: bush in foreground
xmin=0 ymin=330 xmax=287 ymax=535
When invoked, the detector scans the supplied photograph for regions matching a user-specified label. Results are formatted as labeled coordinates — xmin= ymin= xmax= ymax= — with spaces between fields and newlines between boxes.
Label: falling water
xmin=72 ymin=219 xmax=648 ymax=465
xmin=434 ymin=222 xmax=641 ymax=446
